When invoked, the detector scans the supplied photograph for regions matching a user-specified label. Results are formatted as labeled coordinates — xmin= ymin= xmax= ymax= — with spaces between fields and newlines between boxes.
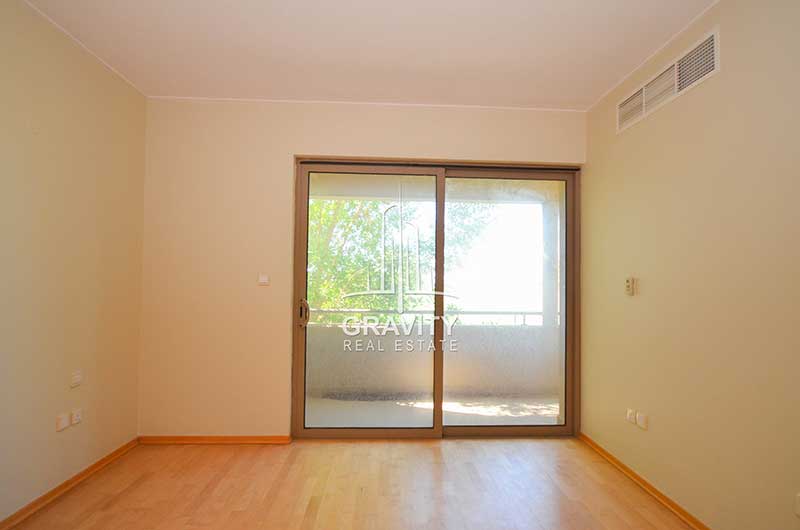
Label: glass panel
xmin=304 ymin=172 xmax=436 ymax=428
xmin=443 ymin=178 xmax=566 ymax=426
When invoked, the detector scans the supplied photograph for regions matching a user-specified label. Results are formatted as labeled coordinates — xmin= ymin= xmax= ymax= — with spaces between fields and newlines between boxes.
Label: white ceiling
xmin=27 ymin=0 xmax=715 ymax=110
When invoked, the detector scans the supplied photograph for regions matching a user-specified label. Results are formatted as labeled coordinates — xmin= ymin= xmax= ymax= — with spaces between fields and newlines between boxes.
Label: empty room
xmin=2 ymin=0 xmax=798 ymax=529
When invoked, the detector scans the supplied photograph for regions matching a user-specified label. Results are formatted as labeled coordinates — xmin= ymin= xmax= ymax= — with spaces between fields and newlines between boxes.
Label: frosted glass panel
xmin=304 ymin=172 xmax=436 ymax=428
xmin=443 ymin=178 xmax=566 ymax=426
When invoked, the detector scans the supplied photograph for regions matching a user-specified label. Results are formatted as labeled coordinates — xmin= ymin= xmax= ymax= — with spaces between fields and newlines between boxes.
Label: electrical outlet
xmin=70 ymin=369 xmax=83 ymax=388
xmin=624 ymin=277 xmax=638 ymax=296
xmin=626 ymin=408 xmax=637 ymax=423
xmin=636 ymin=412 xmax=649 ymax=430
xmin=70 ymin=408 xmax=83 ymax=425
xmin=258 ymin=273 xmax=270 ymax=286
xmin=56 ymin=413 xmax=70 ymax=432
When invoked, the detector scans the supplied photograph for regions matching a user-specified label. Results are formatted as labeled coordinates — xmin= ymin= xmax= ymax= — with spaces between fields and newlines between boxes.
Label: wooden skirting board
xmin=137 ymin=435 xmax=292 ymax=445
xmin=0 ymin=435 xmax=292 ymax=529
xmin=578 ymin=433 xmax=711 ymax=530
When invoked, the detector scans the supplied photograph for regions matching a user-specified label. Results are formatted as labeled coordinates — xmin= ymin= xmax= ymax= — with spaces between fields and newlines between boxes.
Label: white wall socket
xmin=626 ymin=408 xmax=637 ymax=423
xmin=257 ymin=273 xmax=270 ymax=286
xmin=636 ymin=412 xmax=649 ymax=430
xmin=56 ymin=413 xmax=70 ymax=432
xmin=70 ymin=369 xmax=83 ymax=388
xmin=70 ymin=408 xmax=83 ymax=425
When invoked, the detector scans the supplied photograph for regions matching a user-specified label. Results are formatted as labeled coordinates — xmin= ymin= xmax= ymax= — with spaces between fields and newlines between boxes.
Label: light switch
xmin=258 ymin=274 xmax=270 ymax=286
xmin=635 ymin=412 xmax=649 ymax=430
xmin=626 ymin=408 xmax=637 ymax=423
xmin=70 ymin=408 xmax=83 ymax=425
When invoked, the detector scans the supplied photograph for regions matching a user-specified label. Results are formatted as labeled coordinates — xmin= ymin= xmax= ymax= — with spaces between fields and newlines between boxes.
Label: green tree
xmin=307 ymin=196 xmax=490 ymax=324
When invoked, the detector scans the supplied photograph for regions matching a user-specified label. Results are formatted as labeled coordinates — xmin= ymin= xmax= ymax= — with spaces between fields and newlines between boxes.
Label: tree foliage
xmin=307 ymin=196 xmax=490 ymax=323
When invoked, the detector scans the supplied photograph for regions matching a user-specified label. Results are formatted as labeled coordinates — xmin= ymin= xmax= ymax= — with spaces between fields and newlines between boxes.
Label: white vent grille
xmin=678 ymin=34 xmax=716 ymax=91
xmin=617 ymin=29 xmax=719 ymax=132
xmin=645 ymin=65 xmax=676 ymax=111
xmin=617 ymin=89 xmax=643 ymax=130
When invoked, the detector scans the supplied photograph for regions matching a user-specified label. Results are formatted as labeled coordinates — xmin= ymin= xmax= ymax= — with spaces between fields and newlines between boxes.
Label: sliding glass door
xmin=303 ymin=169 xmax=439 ymax=430
xmin=443 ymin=175 xmax=566 ymax=429
xmin=293 ymin=163 xmax=576 ymax=437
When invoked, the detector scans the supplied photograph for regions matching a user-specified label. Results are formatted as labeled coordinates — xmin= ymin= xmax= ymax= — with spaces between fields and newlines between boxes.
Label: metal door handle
xmin=299 ymin=299 xmax=310 ymax=326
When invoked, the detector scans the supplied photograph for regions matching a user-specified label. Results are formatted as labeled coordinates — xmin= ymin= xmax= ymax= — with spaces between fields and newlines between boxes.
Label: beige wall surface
xmin=581 ymin=1 xmax=800 ymax=529
xmin=0 ymin=0 xmax=145 ymax=520
xmin=140 ymin=99 xmax=585 ymax=436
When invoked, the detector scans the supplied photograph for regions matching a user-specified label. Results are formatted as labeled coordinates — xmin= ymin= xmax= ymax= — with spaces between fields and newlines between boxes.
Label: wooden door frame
xmin=292 ymin=156 xmax=581 ymax=438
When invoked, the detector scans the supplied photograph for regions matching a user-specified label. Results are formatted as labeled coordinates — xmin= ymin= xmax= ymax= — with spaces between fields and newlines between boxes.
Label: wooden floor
xmin=16 ymin=438 xmax=690 ymax=530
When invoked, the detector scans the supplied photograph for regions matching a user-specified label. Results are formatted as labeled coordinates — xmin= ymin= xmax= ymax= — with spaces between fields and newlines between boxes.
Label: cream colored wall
xmin=14 ymin=0 xmax=797 ymax=525
xmin=0 ymin=0 xmax=145 ymax=520
xmin=581 ymin=1 xmax=800 ymax=529
xmin=139 ymin=98 xmax=585 ymax=436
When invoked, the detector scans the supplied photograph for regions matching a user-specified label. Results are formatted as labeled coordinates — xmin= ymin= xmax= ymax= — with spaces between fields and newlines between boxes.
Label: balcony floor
xmin=305 ymin=396 xmax=561 ymax=428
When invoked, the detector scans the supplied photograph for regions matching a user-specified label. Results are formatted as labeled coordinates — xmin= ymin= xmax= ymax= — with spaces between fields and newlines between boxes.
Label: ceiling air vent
xmin=617 ymin=29 xmax=719 ymax=132
xmin=645 ymin=65 xmax=676 ymax=111
xmin=617 ymin=89 xmax=644 ymax=130
xmin=678 ymin=34 xmax=716 ymax=91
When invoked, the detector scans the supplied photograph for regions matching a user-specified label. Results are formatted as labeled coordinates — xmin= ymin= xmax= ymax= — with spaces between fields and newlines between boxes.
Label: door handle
xmin=299 ymin=299 xmax=310 ymax=327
